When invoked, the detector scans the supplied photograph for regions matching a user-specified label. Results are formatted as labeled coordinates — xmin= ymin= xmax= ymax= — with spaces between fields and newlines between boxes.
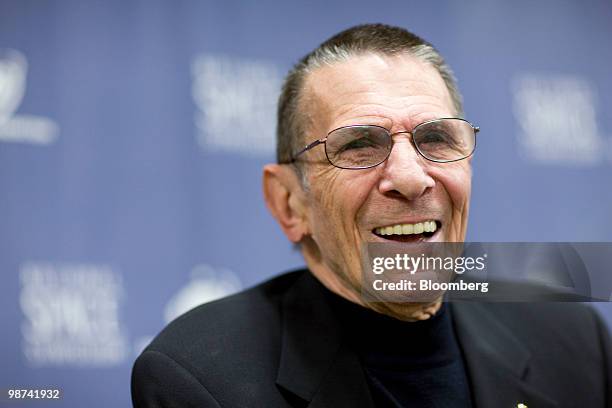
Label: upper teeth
xmin=375 ymin=221 xmax=437 ymax=236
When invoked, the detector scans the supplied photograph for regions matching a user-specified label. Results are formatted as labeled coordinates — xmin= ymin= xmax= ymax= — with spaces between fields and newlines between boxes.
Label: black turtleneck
xmin=323 ymin=290 xmax=473 ymax=408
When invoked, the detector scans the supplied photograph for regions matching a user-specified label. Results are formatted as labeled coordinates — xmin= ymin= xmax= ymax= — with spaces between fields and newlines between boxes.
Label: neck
xmin=303 ymin=249 xmax=443 ymax=322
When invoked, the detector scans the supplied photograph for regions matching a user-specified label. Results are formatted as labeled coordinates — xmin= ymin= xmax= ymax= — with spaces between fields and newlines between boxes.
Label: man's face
xmin=298 ymin=52 xmax=472 ymax=302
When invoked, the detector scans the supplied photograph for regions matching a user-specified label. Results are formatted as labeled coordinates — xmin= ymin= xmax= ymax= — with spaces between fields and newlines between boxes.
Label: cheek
xmin=431 ymin=163 xmax=472 ymax=211
xmin=308 ymin=168 xmax=378 ymax=237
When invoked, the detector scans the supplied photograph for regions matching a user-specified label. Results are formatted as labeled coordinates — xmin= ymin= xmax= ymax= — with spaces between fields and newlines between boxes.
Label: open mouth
xmin=372 ymin=220 xmax=441 ymax=242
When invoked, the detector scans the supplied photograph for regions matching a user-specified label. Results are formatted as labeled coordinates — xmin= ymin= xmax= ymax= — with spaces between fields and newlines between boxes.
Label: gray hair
xmin=276 ymin=23 xmax=464 ymax=182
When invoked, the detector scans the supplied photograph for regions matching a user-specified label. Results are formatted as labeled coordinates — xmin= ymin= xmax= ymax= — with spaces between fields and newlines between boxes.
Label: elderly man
xmin=132 ymin=24 xmax=611 ymax=407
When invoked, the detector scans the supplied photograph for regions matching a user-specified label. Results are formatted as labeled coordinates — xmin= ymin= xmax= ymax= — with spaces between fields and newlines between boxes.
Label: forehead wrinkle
xmin=325 ymin=97 xmax=454 ymax=134
xmin=328 ymin=102 xmax=394 ymax=129
xmin=308 ymin=72 xmax=454 ymax=128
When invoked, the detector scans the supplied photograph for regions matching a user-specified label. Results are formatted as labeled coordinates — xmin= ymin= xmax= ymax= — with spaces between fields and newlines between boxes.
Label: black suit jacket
xmin=132 ymin=270 xmax=612 ymax=407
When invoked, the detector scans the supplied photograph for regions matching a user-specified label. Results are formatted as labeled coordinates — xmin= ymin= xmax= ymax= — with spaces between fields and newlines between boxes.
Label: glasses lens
xmin=325 ymin=126 xmax=391 ymax=169
xmin=413 ymin=119 xmax=475 ymax=162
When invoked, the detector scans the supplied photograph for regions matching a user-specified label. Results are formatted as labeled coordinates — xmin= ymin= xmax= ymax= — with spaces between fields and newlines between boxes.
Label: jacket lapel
xmin=452 ymin=302 xmax=558 ymax=408
xmin=275 ymin=271 xmax=375 ymax=408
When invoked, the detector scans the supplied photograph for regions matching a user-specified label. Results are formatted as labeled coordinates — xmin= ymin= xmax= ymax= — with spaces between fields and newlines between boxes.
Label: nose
xmin=378 ymin=133 xmax=435 ymax=200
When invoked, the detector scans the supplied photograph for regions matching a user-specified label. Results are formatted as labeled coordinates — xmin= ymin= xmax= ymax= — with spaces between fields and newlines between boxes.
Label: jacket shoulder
xmin=486 ymin=301 xmax=605 ymax=337
xmin=132 ymin=270 xmax=306 ymax=407
xmin=485 ymin=302 xmax=611 ymax=385
xmin=146 ymin=270 xmax=303 ymax=359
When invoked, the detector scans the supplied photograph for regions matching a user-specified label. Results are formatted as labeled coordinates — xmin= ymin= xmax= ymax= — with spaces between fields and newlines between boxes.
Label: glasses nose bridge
xmin=389 ymin=129 xmax=414 ymax=139
xmin=387 ymin=129 xmax=419 ymax=157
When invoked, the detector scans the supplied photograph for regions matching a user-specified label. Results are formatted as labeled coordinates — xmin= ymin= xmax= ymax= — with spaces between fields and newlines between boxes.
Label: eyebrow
xmin=331 ymin=113 xmax=453 ymax=133
xmin=330 ymin=115 xmax=393 ymax=132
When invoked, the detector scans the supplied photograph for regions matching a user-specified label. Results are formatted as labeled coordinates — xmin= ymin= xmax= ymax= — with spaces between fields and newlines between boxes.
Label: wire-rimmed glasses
xmin=289 ymin=118 xmax=480 ymax=170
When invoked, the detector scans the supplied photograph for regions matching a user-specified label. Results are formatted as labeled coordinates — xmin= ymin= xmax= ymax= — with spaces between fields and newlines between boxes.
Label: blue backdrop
xmin=1 ymin=1 xmax=611 ymax=406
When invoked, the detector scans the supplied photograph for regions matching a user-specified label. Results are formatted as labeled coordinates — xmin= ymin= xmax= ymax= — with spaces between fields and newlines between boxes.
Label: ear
xmin=262 ymin=164 xmax=309 ymax=243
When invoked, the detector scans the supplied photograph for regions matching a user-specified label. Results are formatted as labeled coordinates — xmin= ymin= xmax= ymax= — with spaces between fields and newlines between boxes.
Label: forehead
xmin=302 ymin=53 xmax=455 ymax=131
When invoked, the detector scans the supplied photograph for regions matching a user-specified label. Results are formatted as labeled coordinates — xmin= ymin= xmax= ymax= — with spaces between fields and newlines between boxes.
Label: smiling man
xmin=132 ymin=24 xmax=611 ymax=408
xmin=267 ymin=47 xmax=474 ymax=322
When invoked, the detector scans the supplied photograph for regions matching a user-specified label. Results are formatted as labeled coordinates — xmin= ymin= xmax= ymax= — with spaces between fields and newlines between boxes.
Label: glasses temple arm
xmin=290 ymin=138 xmax=326 ymax=161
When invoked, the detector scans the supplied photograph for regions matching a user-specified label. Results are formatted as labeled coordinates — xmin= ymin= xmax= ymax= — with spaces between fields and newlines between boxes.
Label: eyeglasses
xmin=289 ymin=118 xmax=480 ymax=170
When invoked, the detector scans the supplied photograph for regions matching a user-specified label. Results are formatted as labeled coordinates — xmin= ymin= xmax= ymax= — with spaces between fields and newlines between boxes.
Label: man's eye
xmin=339 ymin=138 xmax=376 ymax=152
xmin=420 ymin=132 xmax=451 ymax=144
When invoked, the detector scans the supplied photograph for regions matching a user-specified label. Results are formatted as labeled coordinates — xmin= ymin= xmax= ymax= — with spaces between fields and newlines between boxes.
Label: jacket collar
xmin=276 ymin=270 xmax=558 ymax=407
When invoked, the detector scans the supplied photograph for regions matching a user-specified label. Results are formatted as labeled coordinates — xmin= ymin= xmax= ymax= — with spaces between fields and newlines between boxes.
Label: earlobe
xmin=262 ymin=164 xmax=309 ymax=243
